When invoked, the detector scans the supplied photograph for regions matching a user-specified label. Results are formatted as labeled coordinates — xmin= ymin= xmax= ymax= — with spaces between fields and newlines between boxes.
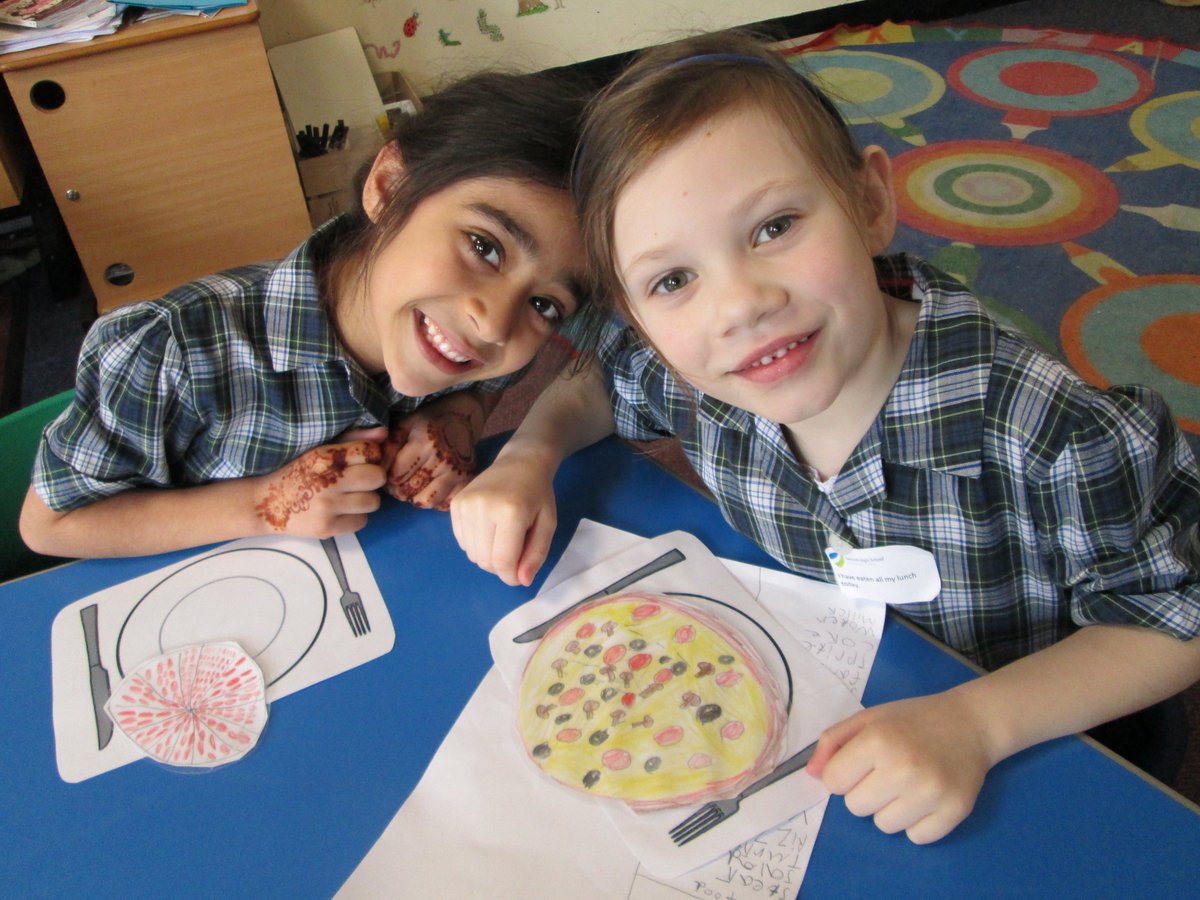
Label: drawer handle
xmin=30 ymin=80 xmax=66 ymax=111
xmin=104 ymin=263 xmax=135 ymax=287
xmin=65 ymin=189 xmax=80 ymax=202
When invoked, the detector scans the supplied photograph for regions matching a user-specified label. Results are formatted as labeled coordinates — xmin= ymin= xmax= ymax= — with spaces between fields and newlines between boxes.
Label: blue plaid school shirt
xmin=33 ymin=216 xmax=515 ymax=512
xmin=599 ymin=254 xmax=1200 ymax=670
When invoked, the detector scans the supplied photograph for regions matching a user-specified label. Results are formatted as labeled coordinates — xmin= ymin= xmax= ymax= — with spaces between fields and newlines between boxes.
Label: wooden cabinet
xmin=0 ymin=3 xmax=311 ymax=313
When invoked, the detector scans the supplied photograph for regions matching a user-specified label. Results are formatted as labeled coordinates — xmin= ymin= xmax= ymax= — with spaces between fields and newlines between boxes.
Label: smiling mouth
xmin=739 ymin=334 xmax=813 ymax=372
xmin=421 ymin=314 xmax=473 ymax=365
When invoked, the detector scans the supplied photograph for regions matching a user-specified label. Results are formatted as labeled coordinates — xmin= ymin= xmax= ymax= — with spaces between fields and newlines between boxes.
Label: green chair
xmin=0 ymin=389 xmax=74 ymax=582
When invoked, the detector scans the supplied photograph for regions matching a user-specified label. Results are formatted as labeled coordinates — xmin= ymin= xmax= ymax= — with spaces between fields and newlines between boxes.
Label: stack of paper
xmin=0 ymin=0 xmax=124 ymax=53
xmin=0 ymin=1 xmax=248 ymax=55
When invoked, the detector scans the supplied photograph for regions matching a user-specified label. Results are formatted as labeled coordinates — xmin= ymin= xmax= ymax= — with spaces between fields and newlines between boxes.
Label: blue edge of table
xmin=2 ymin=436 xmax=1196 ymax=898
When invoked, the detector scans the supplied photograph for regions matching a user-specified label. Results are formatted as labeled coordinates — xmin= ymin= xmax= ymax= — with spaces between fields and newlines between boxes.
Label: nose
xmin=466 ymin=288 xmax=525 ymax=347
xmin=710 ymin=262 xmax=787 ymax=337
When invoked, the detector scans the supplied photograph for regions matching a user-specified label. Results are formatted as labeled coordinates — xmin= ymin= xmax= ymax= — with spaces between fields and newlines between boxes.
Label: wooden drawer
xmin=4 ymin=19 xmax=311 ymax=312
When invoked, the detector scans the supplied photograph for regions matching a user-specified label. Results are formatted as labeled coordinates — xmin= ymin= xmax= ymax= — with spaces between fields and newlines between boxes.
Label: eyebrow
xmin=471 ymin=202 xmax=585 ymax=308
xmin=470 ymin=203 xmax=537 ymax=256
xmin=621 ymin=179 xmax=796 ymax=277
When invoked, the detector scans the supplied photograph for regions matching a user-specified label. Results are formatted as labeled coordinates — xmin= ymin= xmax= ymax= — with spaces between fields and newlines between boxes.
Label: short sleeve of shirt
xmin=33 ymin=302 xmax=202 ymax=511
xmin=1029 ymin=379 xmax=1200 ymax=640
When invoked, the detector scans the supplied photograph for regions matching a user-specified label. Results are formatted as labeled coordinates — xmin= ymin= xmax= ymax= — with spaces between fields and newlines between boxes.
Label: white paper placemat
xmin=51 ymin=533 xmax=394 ymax=783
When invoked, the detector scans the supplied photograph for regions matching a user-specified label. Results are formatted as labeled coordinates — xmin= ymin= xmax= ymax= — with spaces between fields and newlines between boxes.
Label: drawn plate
xmin=116 ymin=547 xmax=327 ymax=687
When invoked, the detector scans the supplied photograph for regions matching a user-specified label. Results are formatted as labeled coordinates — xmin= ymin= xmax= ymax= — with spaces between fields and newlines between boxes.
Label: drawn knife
xmin=512 ymin=548 xmax=686 ymax=644
xmin=80 ymin=604 xmax=114 ymax=750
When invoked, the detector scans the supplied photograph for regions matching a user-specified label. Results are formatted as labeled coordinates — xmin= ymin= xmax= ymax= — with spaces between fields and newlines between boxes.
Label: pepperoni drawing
xmin=602 ymin=748 xmax=632 ymax=770
xmin=558 ymin=687 xmax=584 ymax=705
xmin=602 ymin=644 xmax=626 ymax=664
xmin=655 ymin=725 xmax=684 ymax=746
xmin=106 ymin=641 xmax=268 ymax=769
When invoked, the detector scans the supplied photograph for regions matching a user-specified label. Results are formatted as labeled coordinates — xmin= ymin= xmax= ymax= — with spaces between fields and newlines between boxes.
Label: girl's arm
xmin=808 ymin=622 xmax=1200 ymax=844
xmin=19 ymin=429 xmax=389 ymax=558
xmin=450 ymin=361 xmax=615 ymax=586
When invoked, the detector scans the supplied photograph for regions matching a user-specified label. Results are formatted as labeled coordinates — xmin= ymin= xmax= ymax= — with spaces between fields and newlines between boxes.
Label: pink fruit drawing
xmin=107 ymin=641 xmax=268 ymax=768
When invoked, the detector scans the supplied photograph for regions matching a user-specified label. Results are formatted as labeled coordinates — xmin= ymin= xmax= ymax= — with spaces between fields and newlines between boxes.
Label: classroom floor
xmin=3 ymin=0 xmax=1199 ymax=807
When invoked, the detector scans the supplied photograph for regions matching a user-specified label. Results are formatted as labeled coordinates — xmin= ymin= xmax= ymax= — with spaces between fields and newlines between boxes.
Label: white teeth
xmin=422 ymin=315 xmax=470 ymax=364
xmin=749 ymin=340 xmax=801 ymax=368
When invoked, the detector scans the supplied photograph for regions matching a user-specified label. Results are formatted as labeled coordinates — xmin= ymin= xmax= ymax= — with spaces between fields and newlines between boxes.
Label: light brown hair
xmin=573 ymin=30 xmax=870 ymax=326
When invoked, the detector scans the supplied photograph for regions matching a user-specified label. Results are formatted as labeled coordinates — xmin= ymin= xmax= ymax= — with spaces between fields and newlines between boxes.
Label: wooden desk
xmin=1 ymin=436 xmax=1197 ymax=897
xmin=0 ymin=3 xmax=311 ymax=313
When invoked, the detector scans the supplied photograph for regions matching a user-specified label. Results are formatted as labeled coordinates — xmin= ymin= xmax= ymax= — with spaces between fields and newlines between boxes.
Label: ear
xmin=361 ymin=141 xmax=406 ymax=223
xmin=859 ymin=145 xmax=897 ymax=256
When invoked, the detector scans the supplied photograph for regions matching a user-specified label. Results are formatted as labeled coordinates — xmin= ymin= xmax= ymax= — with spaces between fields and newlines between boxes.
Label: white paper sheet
xmin=338 ymin=522 xmax=885 ymax=897
xmin=51 ymin=534 xmax=394 ymax=783
xmin=489 ymin=530 xmax=857 ymax=877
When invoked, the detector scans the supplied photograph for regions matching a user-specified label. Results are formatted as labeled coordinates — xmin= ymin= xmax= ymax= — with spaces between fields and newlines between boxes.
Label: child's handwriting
xmin=631 ymin=808 xmax=819 ymax=900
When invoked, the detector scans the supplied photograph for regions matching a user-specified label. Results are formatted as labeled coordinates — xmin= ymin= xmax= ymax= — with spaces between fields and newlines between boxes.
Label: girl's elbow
xmin=18 ymin=491 xmax=67 ymax=557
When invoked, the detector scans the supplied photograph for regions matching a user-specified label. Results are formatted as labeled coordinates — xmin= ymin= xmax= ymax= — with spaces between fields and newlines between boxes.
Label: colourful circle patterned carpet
xmin=782 ymin=22 xmax=1200 ymax=453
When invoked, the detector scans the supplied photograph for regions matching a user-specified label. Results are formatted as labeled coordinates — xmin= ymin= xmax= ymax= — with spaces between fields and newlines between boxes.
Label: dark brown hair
xmin=325 ymin=69 xmax=595 ymax=327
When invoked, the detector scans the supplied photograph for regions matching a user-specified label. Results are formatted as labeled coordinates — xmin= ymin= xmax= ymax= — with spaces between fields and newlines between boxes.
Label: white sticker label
xmin=825 ymin=544 xmax=941 ymax=605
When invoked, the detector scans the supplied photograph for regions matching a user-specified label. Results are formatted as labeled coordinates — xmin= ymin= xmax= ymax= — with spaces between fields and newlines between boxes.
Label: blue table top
xmin=2 ymin=436 xmax=1196 ymax=898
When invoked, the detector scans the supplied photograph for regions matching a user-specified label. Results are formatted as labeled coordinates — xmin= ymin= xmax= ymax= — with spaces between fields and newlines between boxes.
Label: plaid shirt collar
xmin=263 ymin=215 xmax=359 ymax=374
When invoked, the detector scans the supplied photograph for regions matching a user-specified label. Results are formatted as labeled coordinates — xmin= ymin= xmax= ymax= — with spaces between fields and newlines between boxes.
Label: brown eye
xmin=469 ymin=232 xmax=502 ymax=267
xmin=529 ymin=295 xmax=564 ymax=323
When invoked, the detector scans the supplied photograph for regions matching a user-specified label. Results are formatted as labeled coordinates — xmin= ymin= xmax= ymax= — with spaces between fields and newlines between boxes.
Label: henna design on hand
xmin=428 ymin=410 xmax=477 ymax=476
xmin=255 ymin=443 xmax=381 ymax=530
xmin=389 ymin=410 xmax=479 ymax=504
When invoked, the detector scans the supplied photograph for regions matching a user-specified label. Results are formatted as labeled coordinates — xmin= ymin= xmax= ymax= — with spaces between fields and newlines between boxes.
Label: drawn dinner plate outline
xmin=116 ymin=548 xmax=327 ymax=688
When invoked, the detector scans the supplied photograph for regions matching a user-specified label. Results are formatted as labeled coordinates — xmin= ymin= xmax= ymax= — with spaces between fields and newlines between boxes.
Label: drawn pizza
xmin=517 ymin=592 xmax=787 ymax=811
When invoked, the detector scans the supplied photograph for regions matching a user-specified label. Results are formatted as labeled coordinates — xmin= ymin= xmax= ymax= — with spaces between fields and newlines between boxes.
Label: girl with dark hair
xmin=21 ymin=70 xmax=591 ymax=558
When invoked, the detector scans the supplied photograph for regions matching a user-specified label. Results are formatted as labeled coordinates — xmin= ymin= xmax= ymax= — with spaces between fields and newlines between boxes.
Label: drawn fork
xmin=321 ymin=538 xmax=371 ymax=637
xmin=668 ymin=740 xmax=818 ymax=846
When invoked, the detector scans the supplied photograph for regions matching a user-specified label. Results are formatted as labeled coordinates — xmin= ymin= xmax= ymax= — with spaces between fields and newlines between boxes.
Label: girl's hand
xmin=806 ymin=690 xmax=994 ymax=844
xmin=384 ymin=394 xmax=486 ymax=510
xmin=253 ymin=427 xmax=388 ymax=537
xmin=449 ymin=453 xmax=557 ymax=587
